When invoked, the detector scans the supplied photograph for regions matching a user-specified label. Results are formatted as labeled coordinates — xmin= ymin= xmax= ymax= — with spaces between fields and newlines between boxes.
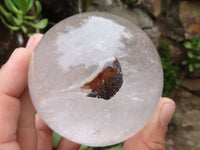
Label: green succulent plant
xmin=158 ymin=42 xmax=179 ymax=97
xmin=182 ymin=37 xmax=200 ymax=72
xmin=0 ymin=0 xmax=48 ymax=34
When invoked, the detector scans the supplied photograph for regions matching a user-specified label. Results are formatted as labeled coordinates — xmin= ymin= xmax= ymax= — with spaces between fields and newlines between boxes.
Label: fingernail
xmin=26 ymin=36 xmax=35 ymax=51
xmin=160 ymin=103 xmax=175 ymax=128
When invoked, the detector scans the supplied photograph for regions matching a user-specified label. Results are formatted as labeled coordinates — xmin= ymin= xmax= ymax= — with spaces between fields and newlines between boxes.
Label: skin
xmin=0 ymin=34 xmax=175 ymax=150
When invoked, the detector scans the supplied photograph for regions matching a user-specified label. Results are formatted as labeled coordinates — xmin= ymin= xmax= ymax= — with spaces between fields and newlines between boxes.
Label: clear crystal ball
xmin=28 ymin=12 xmax=163 ymax=146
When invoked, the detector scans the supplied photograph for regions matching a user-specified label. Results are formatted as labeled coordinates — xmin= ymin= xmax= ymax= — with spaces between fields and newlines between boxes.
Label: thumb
xmin=124 ymin=98 xmax=175 ymax=150
xmin=143 ymin=98 xmax=176 ymax=149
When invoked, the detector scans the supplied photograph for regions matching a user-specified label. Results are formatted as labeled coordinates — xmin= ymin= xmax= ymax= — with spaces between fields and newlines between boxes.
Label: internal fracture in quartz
xmin=81 ymin=57 xmax=123 ymax=100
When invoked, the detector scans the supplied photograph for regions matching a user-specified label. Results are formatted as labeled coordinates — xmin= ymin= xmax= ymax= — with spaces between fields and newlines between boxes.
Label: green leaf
xmin=79 ymin=145 xmax=93 ymax=150
xmin=0 ymin=16 xmax=20 ymax=30
xmin=194 ymin=63 xmax=200 ymax=68
xmin=187 ymin=51 xmax=194 ymax=58
xmin=27 ymin=33 xmax=35 ymax=36
xmin=159 ymin=42 xmax=170 ymax=51
xmin=15 ymin=17 xmax=23 ymax=26
xmin=184 ymin=42 xmax=193 ymax=49
xmin=25 ymin=0 xmax=42 ymax=20
xmin=12 ymin=0 xmax=29 ymax=15
xmin=189 ymin=64 xmax=194 ymax=72
xmin=0 ymin=4 xmax=14 ymax=24
xmin=182 ymin=60 xmax=188 ymax=65
xmin=195 ymin=56 xmax=200 ymax=60
xmin=21 ymin=25 xmax=28 ymax=33
xmin=35 ymin=0 xmax=42 ymax=16
xmin=5 ymin=0 xmax=23 ymax=15
xmin=53 ymin=132 xmax=62 ymax=148
xmin=197 ymin=40 xmax=200 ymax=49
xmin=0 ymin=4 xmax=23 ymax=25
xmin=26 ymin=0 xmax=35 ymax=14
xmin=191 ymin=37 xmax=198 ymax=46
xmin=11 ymin=0 xmax=20 ymax=8
xmin=106 ymin=145 xmax=123 ymax=150
xmin=24 ymin=18 xmax=48 ymax=29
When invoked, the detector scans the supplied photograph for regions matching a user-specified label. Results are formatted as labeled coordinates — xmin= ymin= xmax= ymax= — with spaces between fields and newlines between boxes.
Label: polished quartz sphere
xmin=28 ymin=12 xmax=163 ymax=146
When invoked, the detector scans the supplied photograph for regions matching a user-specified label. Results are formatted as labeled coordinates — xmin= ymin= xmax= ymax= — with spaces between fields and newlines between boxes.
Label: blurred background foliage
xmin=0 ymin=0 xmax=48 ymax=34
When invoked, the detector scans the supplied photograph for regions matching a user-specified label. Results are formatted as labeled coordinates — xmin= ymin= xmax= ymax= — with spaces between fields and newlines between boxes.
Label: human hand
xmin=123 ymin=97 xmax=175 ymax=150
xmin=0 ymin=34 xmax=175 ymax=150
xmin=0 ymin=34 xmax=81 ymax=150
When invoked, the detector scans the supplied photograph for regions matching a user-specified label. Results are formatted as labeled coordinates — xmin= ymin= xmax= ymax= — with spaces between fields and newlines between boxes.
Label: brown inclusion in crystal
xmin=81 ymin=57 xmax=123 ymax=100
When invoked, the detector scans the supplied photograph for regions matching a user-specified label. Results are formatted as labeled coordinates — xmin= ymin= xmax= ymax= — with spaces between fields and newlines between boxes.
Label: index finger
xmin=0 ymin=48 xmax=31 ymax=148
xmin=0 ymin=34 xmax=42 ymax=148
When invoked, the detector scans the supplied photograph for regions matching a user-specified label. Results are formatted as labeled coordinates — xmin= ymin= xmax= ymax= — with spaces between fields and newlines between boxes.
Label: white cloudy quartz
xmin=28 ymin=12 xmax=163 ymax=146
